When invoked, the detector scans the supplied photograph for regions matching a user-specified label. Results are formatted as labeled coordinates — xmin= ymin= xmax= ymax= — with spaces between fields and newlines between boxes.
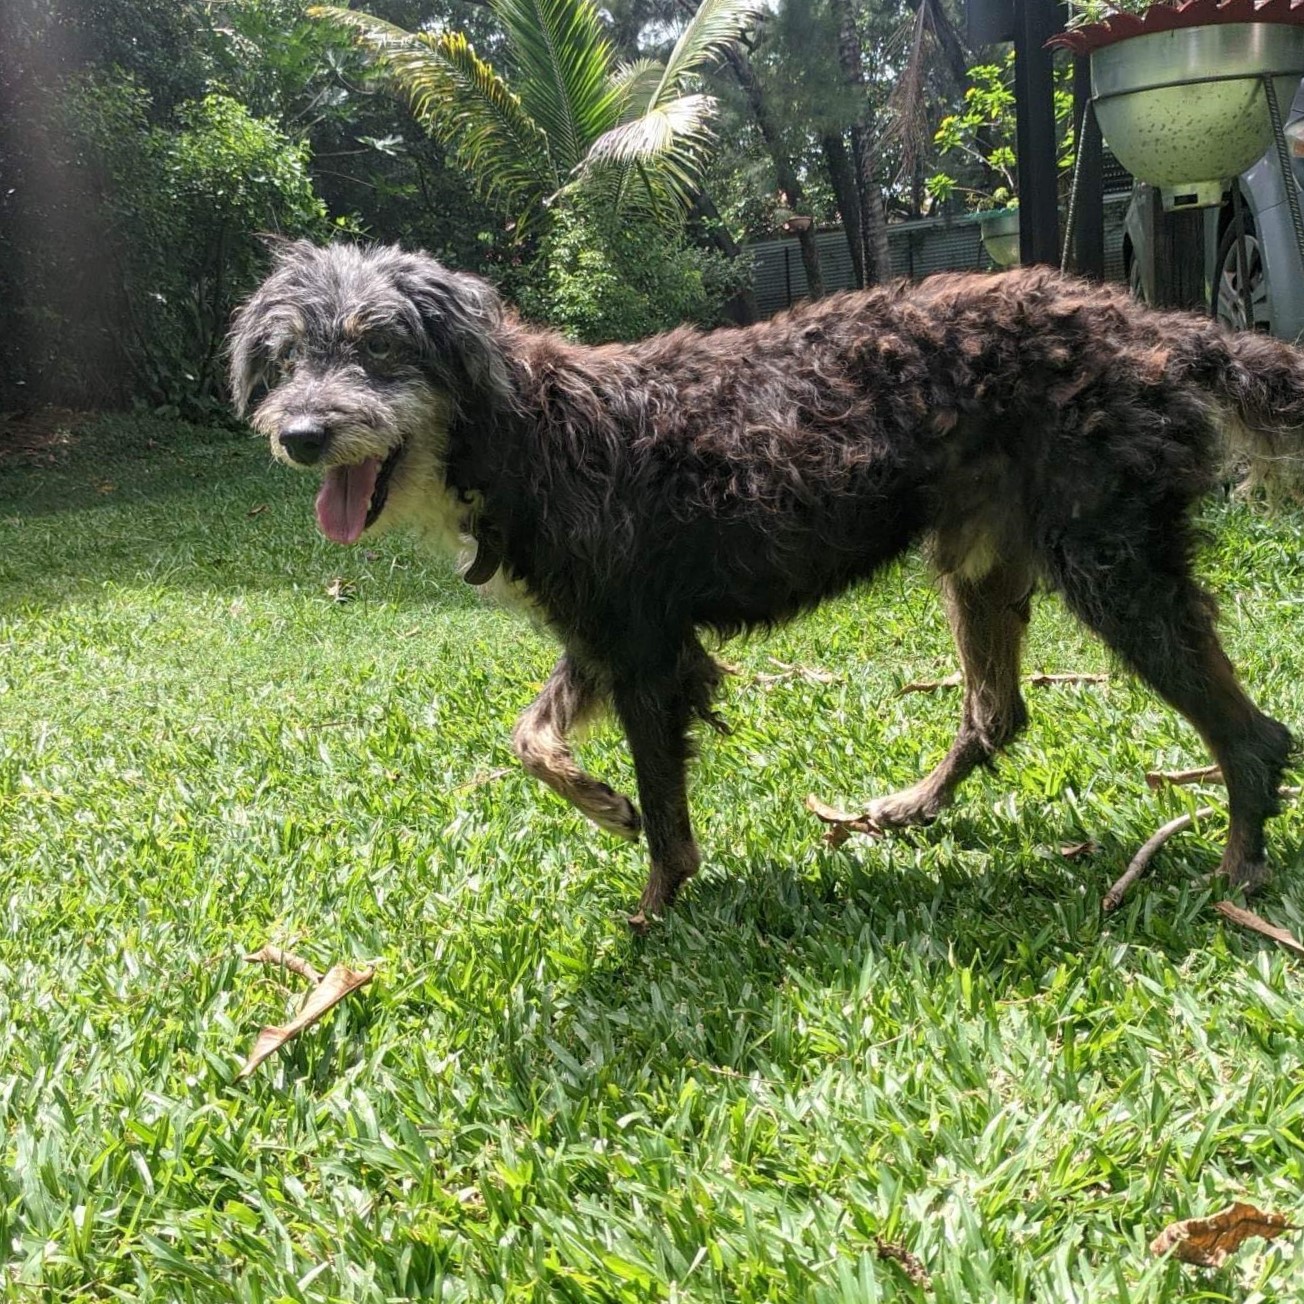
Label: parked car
xmin=1124 ymin=79 xmax=1304 ymax=340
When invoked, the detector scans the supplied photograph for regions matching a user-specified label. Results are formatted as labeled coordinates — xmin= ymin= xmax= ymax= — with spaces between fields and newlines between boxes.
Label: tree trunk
xmin=821 ymin=132 xmax=863 ymax=289
xmin=832 ymin=0 xmax=890 ymax=285
xmin=724 ymin=45 xmax=824 ymax=300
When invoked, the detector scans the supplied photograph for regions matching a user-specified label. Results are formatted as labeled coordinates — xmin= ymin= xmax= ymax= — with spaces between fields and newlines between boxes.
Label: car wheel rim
xmin=1215 ymin=232 xmax=1270 ymax=332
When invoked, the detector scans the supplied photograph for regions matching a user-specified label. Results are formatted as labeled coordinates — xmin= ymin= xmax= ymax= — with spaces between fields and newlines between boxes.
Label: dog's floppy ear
xmin=227 ymin=295 xmax=272 ymax=417
xmin=398 ymin=257 xmax=511 ymax=403
xmin=227 ymin=241 xmax=320 ymax=414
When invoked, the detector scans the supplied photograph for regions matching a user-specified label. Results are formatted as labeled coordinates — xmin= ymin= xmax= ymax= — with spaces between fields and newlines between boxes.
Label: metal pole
xmin=1013 ymin=0 xmax=1062 ymax=265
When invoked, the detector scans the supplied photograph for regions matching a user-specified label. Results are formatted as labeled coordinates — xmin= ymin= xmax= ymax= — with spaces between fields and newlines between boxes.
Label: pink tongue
xmin=315 ymin=459 xmax=381 ymax=544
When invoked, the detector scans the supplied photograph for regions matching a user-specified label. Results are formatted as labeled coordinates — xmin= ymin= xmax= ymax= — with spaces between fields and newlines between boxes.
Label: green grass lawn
xmin=3 ymin=413 xmax=1304 ymax=1302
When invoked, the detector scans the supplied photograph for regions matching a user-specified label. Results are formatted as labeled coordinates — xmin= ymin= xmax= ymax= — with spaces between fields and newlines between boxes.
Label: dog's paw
xmin=587 ymin=787 xmax=642 ymax=841
xmin=1222 ymin=857 xmax=1272 ymax=894
xmin=862 ymin=785 xmax=946 ymax=829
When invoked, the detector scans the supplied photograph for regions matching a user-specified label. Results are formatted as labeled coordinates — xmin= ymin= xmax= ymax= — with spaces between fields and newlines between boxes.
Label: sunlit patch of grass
xmin=1 ymin=416 xmax=1302 ymax=1301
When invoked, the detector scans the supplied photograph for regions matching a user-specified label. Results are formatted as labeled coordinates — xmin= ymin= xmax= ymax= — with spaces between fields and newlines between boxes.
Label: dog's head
xmin=229 ymin=240 xmax=509 ymax=544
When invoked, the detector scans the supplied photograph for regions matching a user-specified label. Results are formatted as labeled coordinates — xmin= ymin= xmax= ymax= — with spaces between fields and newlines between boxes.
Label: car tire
xmin=1213 ymin=206 xmax=1272 ymax=332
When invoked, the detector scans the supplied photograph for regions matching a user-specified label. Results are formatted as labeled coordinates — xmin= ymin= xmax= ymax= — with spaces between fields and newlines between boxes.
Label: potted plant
xmin=926 ymin=53 xmax=1074 ymax=267
xmin=1051 ymin=0 xmax=1304 ymax=209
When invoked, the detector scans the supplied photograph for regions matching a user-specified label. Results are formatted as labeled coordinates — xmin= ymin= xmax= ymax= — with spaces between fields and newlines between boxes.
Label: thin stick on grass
xmin=244 ymin=945 xmax=322 ymax=985
xmin=1103 ymin=807 xmax=1215 ymax=913
xmin=1143 ymin=766 xmax=1299 ymax=797
xmin=1025 ymin=672 xmax=1110 ymax=686
xmin=1145 ymin=765 xmax=1223 ymax=789
xmin=896 ymin=671 xmax=1108 ymax=696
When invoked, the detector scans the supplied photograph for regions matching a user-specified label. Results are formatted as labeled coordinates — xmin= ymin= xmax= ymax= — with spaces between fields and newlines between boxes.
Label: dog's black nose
xmin=279 ymin=419 xmax=328 ymax=465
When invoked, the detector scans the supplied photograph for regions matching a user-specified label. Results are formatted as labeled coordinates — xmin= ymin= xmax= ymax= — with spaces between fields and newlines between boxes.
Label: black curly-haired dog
xmin=230 ymin=241 xmax=1302 ymax=924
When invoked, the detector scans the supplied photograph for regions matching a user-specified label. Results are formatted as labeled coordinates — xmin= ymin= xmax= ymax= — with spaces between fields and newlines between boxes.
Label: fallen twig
xmin=896 ymin=671 xmax=1108 ymax=696
xmin=755 ymin=658 xmax=838 ymax=686
xmin=896 ymin=673 xmax=962 ymax=696
xmin=1103 ymin=807 xmax=1216 ymax=913
xmin=1025 ymin=672 xmax=1109 ymax=687
xmin=1213 ymin=900 xmax=1304 ymax=958
xmin=453 ymin=766 xmax=514 ymax=792
xmin=1143 ymin=767 xmax=1298 ymax=799
xmin=244 ymin=945 xmax=322 ymax=986
xmin=1145 ymin=765 xmax=1223 ymax=790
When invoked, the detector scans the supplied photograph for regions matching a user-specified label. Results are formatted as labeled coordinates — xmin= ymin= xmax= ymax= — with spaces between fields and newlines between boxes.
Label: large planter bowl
xmin=979 ymin=208 xmax=1021 ymax=266
xmin=1091 ymin=22 xmax=1304 ymax=205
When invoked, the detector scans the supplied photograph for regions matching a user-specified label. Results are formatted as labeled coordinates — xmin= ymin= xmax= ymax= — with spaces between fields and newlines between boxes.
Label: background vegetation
xmin=1 ymin=0 xmax=999 ymax=418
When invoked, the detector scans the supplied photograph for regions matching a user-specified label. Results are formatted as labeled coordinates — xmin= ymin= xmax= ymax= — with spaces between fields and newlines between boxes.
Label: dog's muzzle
xmin=279 ymin=418 xmax=328 ymax=466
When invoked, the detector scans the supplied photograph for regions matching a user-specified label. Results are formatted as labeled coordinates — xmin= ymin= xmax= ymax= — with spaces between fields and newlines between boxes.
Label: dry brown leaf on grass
xmin=1059 ymin=840 xmax=1098 ymax=860
xmin=874 ymin=1237 xmax=930 ymax=1288
xmin=805 ymin=794 xmax=884 ymax=847
xmin=1213 ymin=901 xmax=1304 ymax=959
xmin=238 ymin=961 xmax=374 ymax=1079
xmin=246 ymin=503 xmax=269 ymax=518
xmin=453 ymin=766 xmax=514 ymax=793
xmin=1150 ymin=1201 xmax=1297 ymax=1267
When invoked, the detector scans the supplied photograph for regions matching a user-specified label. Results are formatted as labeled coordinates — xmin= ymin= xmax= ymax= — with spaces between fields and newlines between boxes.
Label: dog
xmin=230 ymin=240 xmax=1303 ymax=925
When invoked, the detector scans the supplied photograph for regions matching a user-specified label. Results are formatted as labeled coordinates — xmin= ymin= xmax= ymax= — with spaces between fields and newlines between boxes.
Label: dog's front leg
xmin=512 ymin=655 xmax=642 ymax=840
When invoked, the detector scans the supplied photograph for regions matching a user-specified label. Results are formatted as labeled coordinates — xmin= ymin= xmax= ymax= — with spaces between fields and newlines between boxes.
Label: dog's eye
xmin=278 ymin=342 xmax=300 ymax=374
xmin=363 ymin=338 xmax=393 ymax=361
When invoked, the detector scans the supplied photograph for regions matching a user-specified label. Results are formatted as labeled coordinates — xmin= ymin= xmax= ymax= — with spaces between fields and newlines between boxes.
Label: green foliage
xmin=5 ymin=417 xmax=1304 ymax=1298
xmin=58 ymin=77 xmax=330 ymax=415
xmin=311 ymin=0 xmax=763 ymax=229
xmin=926 ymin=52 xmax=1075 ymax=213
xmin=514 ymin=202 xmax=747 ymax=342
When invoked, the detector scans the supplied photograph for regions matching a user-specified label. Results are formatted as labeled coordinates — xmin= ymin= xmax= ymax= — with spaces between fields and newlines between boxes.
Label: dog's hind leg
xmin=864 ymin=560 xmax=1032 ymax=828
xmin=1048 ymin=525 xmax=1292 ymax=892
xmin=611 ymin=640 xmax=723 ymax=927
xmin=512 ymin=656 xmax=642 ymax=840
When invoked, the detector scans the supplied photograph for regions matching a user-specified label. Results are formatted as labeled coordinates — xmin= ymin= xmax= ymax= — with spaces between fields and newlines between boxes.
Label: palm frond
xmin=575 ymin=94 xmax=717 ymax=213
xmin=309 ymin=6 xmax=555 ymax=219
xmin=490 ymin=0 xmax=623 ymax=171
xmin=649 ymin=0 xmax=765 ymax=112
xmin=882 ymin=0 xmax=972 ymax=182
xmin=610 ymin=58 xmax=668 ymax=126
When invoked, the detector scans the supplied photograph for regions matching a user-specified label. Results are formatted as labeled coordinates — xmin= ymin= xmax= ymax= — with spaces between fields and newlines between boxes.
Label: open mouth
xmin=314 ymin=442 xmax=405 ymax=545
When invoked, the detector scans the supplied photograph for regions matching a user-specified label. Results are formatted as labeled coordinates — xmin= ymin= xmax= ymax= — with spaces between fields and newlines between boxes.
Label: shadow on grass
xmin=523 ymin=804 xmax=1304 ymax=1091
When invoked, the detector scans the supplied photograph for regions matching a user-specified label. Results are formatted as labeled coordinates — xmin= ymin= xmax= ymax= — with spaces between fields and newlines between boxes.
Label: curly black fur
xmin=231 ymin=244 xmax=1303 ymax=921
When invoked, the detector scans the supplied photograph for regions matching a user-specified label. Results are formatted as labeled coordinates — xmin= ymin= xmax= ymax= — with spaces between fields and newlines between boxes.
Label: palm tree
xmin=309 ymin=0 xmax=763 ymax=234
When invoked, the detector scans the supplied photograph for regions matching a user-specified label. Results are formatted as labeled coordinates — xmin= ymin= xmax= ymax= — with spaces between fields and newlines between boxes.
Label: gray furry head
xmin=228 ymin=240 xmax=513 ymax=545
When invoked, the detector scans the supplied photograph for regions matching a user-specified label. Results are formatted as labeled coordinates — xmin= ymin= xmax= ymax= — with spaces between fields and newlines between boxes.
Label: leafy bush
xmin=2 ymin=73 xmax=329 ymax=415
xmin=925 ymin=53 xmax=1074 ymax=214
xmin=515 ymin=204 xmax=749 ymax=344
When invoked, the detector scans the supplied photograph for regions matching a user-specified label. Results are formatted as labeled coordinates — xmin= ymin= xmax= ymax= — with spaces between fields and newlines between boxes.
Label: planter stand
xmin=1052 ymin=0 xmax=1304 ymax=320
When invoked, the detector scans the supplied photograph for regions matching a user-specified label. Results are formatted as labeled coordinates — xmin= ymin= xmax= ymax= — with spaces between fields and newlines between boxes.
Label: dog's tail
xmin=1181 ymin=324 xmax=1304 ymax=500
